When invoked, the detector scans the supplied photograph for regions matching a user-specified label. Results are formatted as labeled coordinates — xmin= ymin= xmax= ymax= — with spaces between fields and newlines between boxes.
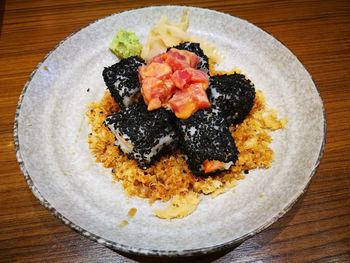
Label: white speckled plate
xmin=14 ymin=6 xmax=325 ymax=257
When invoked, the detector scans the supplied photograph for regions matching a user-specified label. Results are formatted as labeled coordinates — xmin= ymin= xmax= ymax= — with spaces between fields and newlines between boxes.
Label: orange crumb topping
xmin=86 ymin=87 xmax=285 ymax=204
xmin=128 ymin=207 xmax=137 ymax=218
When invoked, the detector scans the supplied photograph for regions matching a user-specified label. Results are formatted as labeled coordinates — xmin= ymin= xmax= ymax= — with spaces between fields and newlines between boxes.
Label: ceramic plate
xmin=14 ymin=6 xmax=325 ymax=256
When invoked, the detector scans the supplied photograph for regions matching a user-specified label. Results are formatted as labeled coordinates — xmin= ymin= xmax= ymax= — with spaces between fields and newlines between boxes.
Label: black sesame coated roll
xmin=105 ymin=102 xmax=177 ymax=169
xmin=176 ymin=107 xmax=238 ymax=176
xmin=171 ymin=42 xmax=209 ymax=73
xmin=102 ymin=56 xmax=145 ymax=108
xmin=208 ymin=73 xmax=256 ymax=125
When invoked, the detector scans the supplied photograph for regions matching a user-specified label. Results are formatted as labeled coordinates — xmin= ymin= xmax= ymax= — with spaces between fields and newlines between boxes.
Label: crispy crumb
xmin=118 ymin=220 xmax=128 ymax=227
xmin=87 ymin=86 xmax=285 ymax=218
xmin=128 ymin=207 xmax=137 ymax=218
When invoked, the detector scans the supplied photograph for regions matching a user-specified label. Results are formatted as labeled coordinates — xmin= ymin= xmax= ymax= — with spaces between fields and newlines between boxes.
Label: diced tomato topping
xmin=171 ymin=69 xmax=192 ymax=89
xmin=169 ymin=89 xmax=197 ymax=119
xmin=186 ymin=68 xmax=209 ymax=89
xmin=169 ymin=85 xmax=210 ymax=119
xmin=148 ymin=53 xmax=167 ymax=64
xmin=139 ymin=48 xmax=210 ymax=118
xmin=140 ymin=77 xmax=163 ymax=107
xmin=140 ymin=77 xmax=175 ymax=110
xmin=166 ymin=48 xmax=200 ymax=71
xmin=148 ymin=98 xmax=162 ymax=111
xmin=202 ymin=160 xmax=226 ymax=174
xmin=139 ymin=62 xmax=172 ymax=80
xmin=171 ymin=68 xmax=209 ymax=90
xmin=189 ymin=83 xmax=211 ymax=109
xmin=163 ymin=79 xmax=176 ymax=101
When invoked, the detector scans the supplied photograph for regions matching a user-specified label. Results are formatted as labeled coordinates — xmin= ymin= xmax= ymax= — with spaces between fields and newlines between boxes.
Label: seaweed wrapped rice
xmin=105 ymin=102 xmax=177 ymax=169
xmin=208 ymin=73 xmax=256 ymax=125
xmin=176 ymin=107 xmax=238 ymax=176
xmin=102 ymin=56 xmax=145 ymax=108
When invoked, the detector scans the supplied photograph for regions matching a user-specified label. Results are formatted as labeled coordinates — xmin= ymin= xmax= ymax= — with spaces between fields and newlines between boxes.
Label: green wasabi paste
xmin=109 ymin=28 xmax=142 ymax=58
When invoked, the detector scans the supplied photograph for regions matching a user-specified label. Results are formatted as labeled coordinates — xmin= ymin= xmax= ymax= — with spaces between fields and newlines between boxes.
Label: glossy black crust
xmin=105 ymin=102 xmax=177 ymax=169
xmin=171 ymin=42 xmax=209 ymax=73
xmin=102 ymin=56 xmax=145 ymax=108
xmin=176 ymin=107 xmax=238 ymax=176
xmin=208 ymin=73 xmax=256 ymax=125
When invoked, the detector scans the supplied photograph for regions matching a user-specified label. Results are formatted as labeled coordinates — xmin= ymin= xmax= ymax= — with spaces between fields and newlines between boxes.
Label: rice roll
xmin=102 ymin=56 xmax=145 ymax=108
xmin=208 ymin=73 xmax=255 ymax=125
xmin=105 ymin=102 xmax=177 ymax=169
xmin=171 ymin=42 xmax=209 ymax=73
xmin=176 ymin=107 xmax=238 ymax=176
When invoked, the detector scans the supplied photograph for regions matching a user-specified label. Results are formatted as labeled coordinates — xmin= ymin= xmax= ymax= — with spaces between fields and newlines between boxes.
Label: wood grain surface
xmin=1 ymin=0 xmax=349 ymax=262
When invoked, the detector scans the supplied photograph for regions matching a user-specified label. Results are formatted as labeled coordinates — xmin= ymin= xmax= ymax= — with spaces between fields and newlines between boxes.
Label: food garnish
xmin=154 ymin=191 xmax=200 ymax=219
xmin=139 ymin=48 xmax=210 ymax=118
xmin=128 ymin=207 xmax=137 ymax=218
xmin=109 ymin=28 xmax=142 ymax=58
xmin=141 ymin=10 xmax=221 ymax=63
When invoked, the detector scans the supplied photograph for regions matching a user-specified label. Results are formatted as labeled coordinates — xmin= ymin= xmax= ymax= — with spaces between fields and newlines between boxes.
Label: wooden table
xmin=1 ymin=0 xmax=349 ymax=262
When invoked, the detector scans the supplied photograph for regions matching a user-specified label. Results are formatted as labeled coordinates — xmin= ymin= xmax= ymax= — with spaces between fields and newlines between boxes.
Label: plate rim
xmin=13 ymin=5 xmax=327 ymax=257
